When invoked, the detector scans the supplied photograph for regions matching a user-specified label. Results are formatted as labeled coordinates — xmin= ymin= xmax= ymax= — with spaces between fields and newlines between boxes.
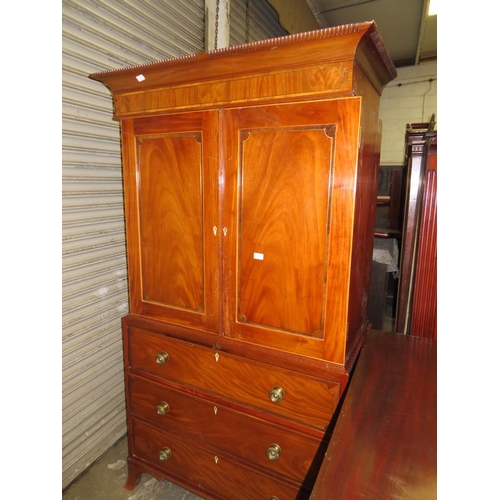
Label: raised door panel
xmin=238 ymin=127 xmax=331 ymax=337
xmin=222 ymin=99 xmax=362 ymax=364
xmin=121 ymin=112 xmax=219 ymax=332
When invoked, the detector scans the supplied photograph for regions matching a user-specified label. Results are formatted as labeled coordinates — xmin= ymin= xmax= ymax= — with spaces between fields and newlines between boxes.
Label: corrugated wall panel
xmin=62 ymin=0 xmax=205 ymax=489
xmin=62 ymin=0 xmax=288 ymax=490
xmin=230 ymin=0 xmax=288 ymax=45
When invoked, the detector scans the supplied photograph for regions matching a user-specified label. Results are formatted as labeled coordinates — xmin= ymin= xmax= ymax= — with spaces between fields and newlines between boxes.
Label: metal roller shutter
xmin=62 ymin=0 xmax=204 ymax=488
xmin=230 ymin=0 xmax=287 ymax=45
xmin=62 ymin=0 xmax=286 ymax=490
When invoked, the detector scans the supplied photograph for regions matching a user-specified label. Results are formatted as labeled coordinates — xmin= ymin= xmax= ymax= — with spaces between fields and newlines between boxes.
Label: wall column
xmin=206 ymin=0 xmax=230 ymax=50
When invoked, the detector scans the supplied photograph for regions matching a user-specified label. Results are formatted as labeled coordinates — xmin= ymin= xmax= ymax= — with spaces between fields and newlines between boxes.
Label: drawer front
xmin=131 ymin=417 xmax=310 ymax=500
xmin=128 ymin=373 xmax=325 ymax=486
xmin=127 ymin=326 xmax=339 ymax=430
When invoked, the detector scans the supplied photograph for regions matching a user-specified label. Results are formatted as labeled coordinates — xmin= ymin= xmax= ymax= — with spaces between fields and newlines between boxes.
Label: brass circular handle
xmin=158 ymin=447 xmax=172 ymax=461
xmin=268 ymin=386 xmax=285 ymax=403
xmin=155 ymin=351 xmax=169 ymax=365
xmin=269 ymin=497 xmax=279 ymax=500
xmin=156 ymin=401 xmax=169 ymax=416
xmin=267 ymin=444 xmax=282 ymax=461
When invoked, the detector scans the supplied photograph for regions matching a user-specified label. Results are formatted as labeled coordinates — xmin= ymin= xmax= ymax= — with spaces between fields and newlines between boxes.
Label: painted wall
xmin=267 ymin=0 xmax=318 ymax=33
xmin=379 ymin=61 xmax=438 ymax=165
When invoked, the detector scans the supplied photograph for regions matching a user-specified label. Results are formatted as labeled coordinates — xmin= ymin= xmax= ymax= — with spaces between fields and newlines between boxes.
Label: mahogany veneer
xmin=90 ymin=21 xmax=396 ymax=499
xmin=311 ymin=330 xmax=437 ymax=499
xmin=396 ymin=122 xmax=437 ymax=338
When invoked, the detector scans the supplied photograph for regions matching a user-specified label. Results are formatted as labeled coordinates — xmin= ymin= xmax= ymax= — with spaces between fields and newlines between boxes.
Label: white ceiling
xmin=305 ymin=0 xmax=437 ymax=67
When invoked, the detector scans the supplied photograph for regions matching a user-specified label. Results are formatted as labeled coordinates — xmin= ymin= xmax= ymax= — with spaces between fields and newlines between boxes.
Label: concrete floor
xmin=62 ymin=435 xmax=203 ymax=500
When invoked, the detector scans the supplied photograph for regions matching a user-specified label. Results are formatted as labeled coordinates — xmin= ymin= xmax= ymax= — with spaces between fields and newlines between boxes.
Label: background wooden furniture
xmin=90 ymin=22 xmax=396 ymax=499
xmin=310 ymin=329 xmax=437 ymax=499
xmin=374 ymin=167 xmax=404 ymax=239
xmin=369 ymin=166 xmax=403 ymax=331
xmin=396 ymin=120 xmax=437 ymax=338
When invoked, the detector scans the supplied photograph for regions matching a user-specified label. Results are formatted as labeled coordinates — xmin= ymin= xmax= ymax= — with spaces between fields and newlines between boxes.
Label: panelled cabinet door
xmin=222 ymin=99 xmax=362 ymax=364
xmin=121 ymin=111 xmax=220 ymax=333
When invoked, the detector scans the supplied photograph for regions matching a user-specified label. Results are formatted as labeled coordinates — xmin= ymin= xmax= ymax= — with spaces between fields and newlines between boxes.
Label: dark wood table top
xmin=310 ymin=330 xmax=437 ymax=499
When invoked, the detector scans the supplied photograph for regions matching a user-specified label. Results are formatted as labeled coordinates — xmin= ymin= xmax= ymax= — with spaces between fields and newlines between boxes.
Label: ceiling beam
xmin=415 ymin=0 xmax=430 ymax=64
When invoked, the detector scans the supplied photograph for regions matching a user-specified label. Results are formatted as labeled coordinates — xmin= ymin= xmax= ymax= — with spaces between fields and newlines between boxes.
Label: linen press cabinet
xmin=90 ymin=21 xmax=396 ymax=499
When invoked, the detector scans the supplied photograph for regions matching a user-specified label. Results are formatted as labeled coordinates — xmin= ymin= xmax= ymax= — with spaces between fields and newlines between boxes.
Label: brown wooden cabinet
xmin=396 ymin=121 xmax=437 ymax=338
xmin=90 ymin=22 xmax=396 ymax=499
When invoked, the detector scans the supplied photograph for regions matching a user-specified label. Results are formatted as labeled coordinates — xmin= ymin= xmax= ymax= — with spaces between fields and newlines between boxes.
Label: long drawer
xmin=126 ymin=326 xmax=339 ymax=430
xmin=131 ymin=417 xmax=310 ymax=500
xmin=128 ymin=372 xmax=326 ymax=487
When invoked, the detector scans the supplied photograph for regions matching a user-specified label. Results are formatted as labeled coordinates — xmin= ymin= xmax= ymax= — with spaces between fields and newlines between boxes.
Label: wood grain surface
xmin=311 ymin=330 xmax=437 ymax=499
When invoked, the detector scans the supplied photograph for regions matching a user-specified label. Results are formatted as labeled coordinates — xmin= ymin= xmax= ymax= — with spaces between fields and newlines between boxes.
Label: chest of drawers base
xmin=125 ymin=422 xmax=314 ymax=500
xmin=122 ymin=314 xmax=338 ymax=499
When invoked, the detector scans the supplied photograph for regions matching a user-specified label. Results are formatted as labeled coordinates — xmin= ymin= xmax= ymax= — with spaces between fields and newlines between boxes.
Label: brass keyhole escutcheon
xmin=156 ymin=401 xmax=169 ymax=416
xmin=158 ymin=447 xmax=172 ymax=461
xmin=155 ymin=351 xmax=169 ymax=365
xmin=266 ymin=444 xmax=282 ymax=461
xmin=268 ymin=386 xmax=284 ymax=403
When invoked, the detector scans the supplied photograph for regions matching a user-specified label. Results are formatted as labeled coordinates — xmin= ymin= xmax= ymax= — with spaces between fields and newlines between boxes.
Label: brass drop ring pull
xmin=266 ymin=444 xmax=282 ymax=461
xmin=159 ymin=447 xmax=172 ymax=461
xmin=155 ymin=351 xmax=169 ymax=365
xmin=268 ymin=386 xmax=285 ymax=403
xmin=156 ymin=401 xmax=169 ymax=416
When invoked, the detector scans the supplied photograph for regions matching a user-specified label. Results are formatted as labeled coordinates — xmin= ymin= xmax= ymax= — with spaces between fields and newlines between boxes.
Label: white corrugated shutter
xmin=62 ymin=0 xmax=204 ymax=489
xmin=62 ymin=0 xmax=287 ymax=490
xmin=230 ymin=0 xmax=288 ymax=45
